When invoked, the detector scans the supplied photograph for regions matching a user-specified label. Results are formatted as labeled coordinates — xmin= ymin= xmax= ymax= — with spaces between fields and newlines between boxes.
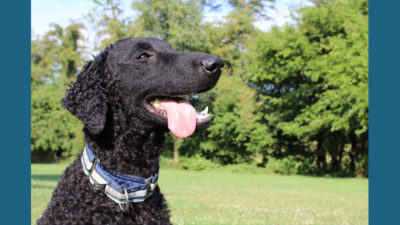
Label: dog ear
xmin=62 ymin=47 xmax=111 ymax=135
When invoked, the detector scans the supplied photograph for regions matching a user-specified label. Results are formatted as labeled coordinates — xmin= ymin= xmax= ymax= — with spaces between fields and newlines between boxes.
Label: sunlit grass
xmin=32 ymin=163 xmax=368 ymax=225
xmin=31 ymin=164 xmax=68 ymax=224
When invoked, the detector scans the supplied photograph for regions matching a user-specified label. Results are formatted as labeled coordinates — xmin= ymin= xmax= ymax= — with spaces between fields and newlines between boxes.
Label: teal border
xmin=0 ymin=0 xmax=31 ymax=223
xmin=0 ymin=0 xmax=395 ymax=223
xmin=369 ymin=0 xmax=400 ymax=224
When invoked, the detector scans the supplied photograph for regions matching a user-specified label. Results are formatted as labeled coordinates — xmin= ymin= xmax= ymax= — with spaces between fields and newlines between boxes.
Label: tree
xmin=87 ymin=0 xmax=210 ymax=52
xmin=87 ymin=0 xmax=136 ymax=49
xmin=248 ymin=0 xmax=368 ymax=175
xmin=31 ymin=23 xmax=86 ymax=160
xmin=133 ymin=0 xmax=210 ymax=52
xmin=188 ymin=0 xmax=274 ymax=164
xmin=31 ymin=0 xmax=368 ymax=177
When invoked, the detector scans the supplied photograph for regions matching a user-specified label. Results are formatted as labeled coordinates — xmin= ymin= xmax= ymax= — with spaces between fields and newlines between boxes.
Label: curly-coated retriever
xmin=37 ymin=37 xmax=223 ymax=225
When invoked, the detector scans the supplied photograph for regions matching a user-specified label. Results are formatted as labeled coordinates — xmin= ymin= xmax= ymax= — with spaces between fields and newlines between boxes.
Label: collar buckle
xmin=81 ymin=144 xmax=159 ymax=210
xmin=118 ymin=188 xmax=130 ymax=211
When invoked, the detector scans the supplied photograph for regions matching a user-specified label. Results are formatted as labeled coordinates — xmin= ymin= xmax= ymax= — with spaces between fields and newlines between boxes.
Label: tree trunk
xmin=173 ymin=137 xmax=182 ymax=165
xmin=316 ymin=136 xmax=326 ymax=171
xmin=331 ymin=153 xmax=338 ymax=171
xmin=317 ymin=154 xmax=326 ymax=170
xmin=338 ymin=149 xmax=343 ymax=171
xmin=349 ymin=132 xmax=358 ymax=172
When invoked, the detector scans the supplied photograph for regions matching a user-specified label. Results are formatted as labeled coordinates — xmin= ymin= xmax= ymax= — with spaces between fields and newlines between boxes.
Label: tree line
xmin=31 ymin=0 xmax=368 ymax=177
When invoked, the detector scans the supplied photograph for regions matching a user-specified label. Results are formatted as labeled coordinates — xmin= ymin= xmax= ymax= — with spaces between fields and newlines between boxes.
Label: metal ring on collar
xmin=119 ymin=188 xmax=130 ymax=211
xmin=89 ymin=158 xmax=100 ymax=177
xmin=146 ymin=176 xmax=153 ymax=192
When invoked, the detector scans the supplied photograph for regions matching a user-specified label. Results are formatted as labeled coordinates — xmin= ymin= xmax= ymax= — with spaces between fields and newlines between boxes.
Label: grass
xmin=32 ymin=163 xmax=368 ymax=225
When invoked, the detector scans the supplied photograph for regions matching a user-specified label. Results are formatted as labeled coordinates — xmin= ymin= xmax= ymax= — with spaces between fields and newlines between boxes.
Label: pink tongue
xmin=159 ymin=99 xmax=197 ymax=138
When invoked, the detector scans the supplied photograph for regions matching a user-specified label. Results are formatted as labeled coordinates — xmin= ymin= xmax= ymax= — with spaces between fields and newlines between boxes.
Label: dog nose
xmin=201 ymin=56 xmax=224 ymax=73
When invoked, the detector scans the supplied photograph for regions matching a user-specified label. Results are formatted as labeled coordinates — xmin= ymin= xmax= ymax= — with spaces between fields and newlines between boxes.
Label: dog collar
xmin=81 ymin=143 xmax=159 ymax=211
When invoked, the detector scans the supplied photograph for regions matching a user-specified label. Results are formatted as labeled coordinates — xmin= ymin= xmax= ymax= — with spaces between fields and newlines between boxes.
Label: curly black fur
xmin=37 ymin=37 xmax=223 ymax=225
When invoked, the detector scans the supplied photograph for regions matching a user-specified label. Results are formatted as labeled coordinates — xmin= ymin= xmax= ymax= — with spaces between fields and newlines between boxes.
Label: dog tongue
xmin=159 ymin=99 xmax=196 ymax=138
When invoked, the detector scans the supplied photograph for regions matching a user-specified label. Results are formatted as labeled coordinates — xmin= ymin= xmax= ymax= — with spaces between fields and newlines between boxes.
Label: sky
xmin=31 ymin=0 xmax=313 ymax=46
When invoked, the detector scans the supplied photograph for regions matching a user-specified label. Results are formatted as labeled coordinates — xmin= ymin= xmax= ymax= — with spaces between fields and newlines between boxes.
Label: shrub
xmin=267 ymin=157 xmax=300 ymax=175
xmin=179 ymin=156 xmax=219 ymax=171
xmin=297 ymin=158 xmax=320 ymax=176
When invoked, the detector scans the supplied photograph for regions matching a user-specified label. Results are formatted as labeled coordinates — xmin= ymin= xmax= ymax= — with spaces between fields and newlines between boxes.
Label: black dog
xmin=37 ymin=37 xmax=223 ymax=225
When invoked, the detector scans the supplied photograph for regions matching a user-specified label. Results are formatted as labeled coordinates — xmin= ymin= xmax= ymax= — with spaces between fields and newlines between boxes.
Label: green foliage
xmin=87 ymin=0 xmax=135 ymax=49
xmin=355 ymin=153 xmax=368 ymax=177
xmin=31 ymin=0 xmax=368 ymax=177
xmin=31 ymin=23 xmax=85 ymax=160
xmin=180 ymin=0 xmax=275 ymax=165
xmin=248 ymin=0 xmax=368 ymax=175
xmin=203 ymin=75 xmax=266 ymax=164
xmin=220 ymin=162 xmax=264 ymax=174
xmin=178 ymin=156 xmax=219 ymax=171
xmin=88 ymin=0 xmax=209 ymax=51
xmin=267 ymin=157 xmax=321 ymax=176
xmin=267 ymin=157 xmax=300 ymax=175
xmin=31 ymin=85 xmax=83 ymax=158
xmin=133 ymin=0 xmax=208 ymax=52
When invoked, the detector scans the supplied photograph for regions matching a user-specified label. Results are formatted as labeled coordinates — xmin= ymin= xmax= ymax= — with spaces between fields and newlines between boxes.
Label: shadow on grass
xmin=31 ymin=174 xmax=61 ymax=182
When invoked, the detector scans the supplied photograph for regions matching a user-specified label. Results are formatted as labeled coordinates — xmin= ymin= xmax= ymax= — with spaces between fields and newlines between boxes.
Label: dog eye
xmin=137 ymin=53 xmax=151 ymax=60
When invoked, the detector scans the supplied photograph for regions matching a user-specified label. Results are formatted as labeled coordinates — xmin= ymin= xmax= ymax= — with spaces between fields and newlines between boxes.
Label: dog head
xmin=62 ymin=37 xmax=223 ymax=138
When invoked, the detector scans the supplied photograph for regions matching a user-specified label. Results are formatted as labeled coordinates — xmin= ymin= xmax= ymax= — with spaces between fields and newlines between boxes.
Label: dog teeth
xmin=196 ymin=106 xmax=210 ymax=120
xmin=201 ymin=106 xmax=208 ymax=115
xmin=153 ymin=99 xmax=161 ymax=107
xmin=151 ymin=99 xmax=165 ymax=110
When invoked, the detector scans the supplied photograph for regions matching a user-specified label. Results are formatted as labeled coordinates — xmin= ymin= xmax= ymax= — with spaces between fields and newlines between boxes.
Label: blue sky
xmin=32 ymin=0 xmax=131 ymax=36
xmin=31 ymin=0 xmax=312 ymax=44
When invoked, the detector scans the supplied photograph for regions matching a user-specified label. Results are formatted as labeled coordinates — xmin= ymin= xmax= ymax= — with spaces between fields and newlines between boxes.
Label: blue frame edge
xmin=369 ymin=0 xmax=400 ymax=224
xmin=0 ymin=0 xmax=31 ymax=223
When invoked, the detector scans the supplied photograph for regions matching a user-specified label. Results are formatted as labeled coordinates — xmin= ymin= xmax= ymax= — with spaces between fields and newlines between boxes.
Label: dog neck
xmin=85 ymin=112 xmax=167 ymax=177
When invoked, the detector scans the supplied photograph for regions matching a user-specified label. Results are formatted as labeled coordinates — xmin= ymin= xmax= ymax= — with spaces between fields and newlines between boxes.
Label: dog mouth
xmin=144 ymin=95 xmax=211 ymax=138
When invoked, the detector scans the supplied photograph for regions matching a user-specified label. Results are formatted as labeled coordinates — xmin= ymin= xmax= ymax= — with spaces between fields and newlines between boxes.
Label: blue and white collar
xmin=81 ymin=143 xmax=159 ymax=211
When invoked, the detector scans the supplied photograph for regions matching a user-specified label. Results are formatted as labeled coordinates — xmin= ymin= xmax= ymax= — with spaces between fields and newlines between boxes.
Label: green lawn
xmin=32 ymin=164 xmax=368 ymax=225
